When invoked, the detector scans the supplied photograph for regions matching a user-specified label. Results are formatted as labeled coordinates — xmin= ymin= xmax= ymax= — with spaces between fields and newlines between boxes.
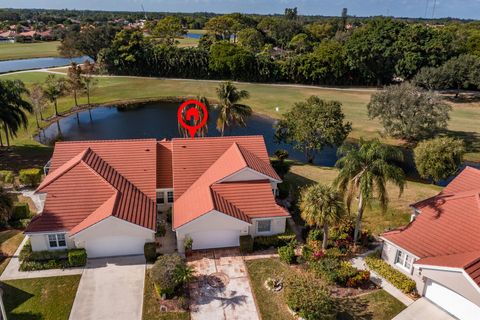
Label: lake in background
xmin=38 ymin=102 xmax=338 ymax=167
xmin=0 ymin=56 xmax=93 ymax=73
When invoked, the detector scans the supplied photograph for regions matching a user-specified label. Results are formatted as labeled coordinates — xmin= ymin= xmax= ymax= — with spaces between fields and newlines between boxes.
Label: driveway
xmin=69 ymin=255 xmax=146 ymax=320
xmin=188 ymin=249 xmax=259 ymax=320
xmin=393 ymin=298 xmax=455 ymax=320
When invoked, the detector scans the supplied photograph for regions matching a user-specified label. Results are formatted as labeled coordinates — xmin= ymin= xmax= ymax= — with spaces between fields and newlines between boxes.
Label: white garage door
xmin=424 ymin=279 xmax=480 ymax=320
xmin=190 ymin=230 xmax=240 ymax=250
xmin=85 ymin=236 xmax=146 ymax=258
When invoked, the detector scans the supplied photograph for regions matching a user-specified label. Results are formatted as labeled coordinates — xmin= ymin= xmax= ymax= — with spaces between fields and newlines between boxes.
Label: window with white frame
xmin=167 ymin=191 xmax=174 ymax=203
xmin=257 ymin=220 xmax=272 ymax=233
xmin=48 ymin=233 xmax=66 ymax=249
xmin=157 ymin=191 xmax=165 ymax=204
xmin=395 ymin=249 xmax=413 ymax=270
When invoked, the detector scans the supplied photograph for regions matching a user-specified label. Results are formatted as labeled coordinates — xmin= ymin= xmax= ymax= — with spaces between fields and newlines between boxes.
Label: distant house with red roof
xmin=26 ymin=136 xmax=289 ymax=258
xmin=381 ymin=166 xmax=480 ymax=319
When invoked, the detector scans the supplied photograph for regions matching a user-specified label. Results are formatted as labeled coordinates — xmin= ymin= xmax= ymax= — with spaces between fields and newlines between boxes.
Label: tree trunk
xmin=221 ymin=122 xmax=225 ymax=137
xmin=74 ymin=90 xmax=78 ymax=107
xmin=4 ymin=124 xmax=10 ymax=148
xmin=54 ymin=99 xmax=59 ymax=116
xmin=353 ymin=193 xmax=365 ymax=244
xmin=35 ymin=112 xmax=40 ymax=129
xmin=56 ymin=120 xmax=62 ymax=135
xmin=87 ymin=88 xmax=90 ymax=105
xmin=322 ymin=223 xmax=329 ymax=250
xmin=40 ymin=110 xmax=44 ymax=121
xmin=88 ymin=109 xmax=92 ymax=122
xmin=76 ymin=112 xmax=80 ymax=125
xmin=0 ymin=128 xmax=3 ymax=147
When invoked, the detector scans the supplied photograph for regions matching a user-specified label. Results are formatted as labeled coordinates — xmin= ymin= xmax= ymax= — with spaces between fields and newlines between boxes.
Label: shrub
xmin=144 ymin=242 xmax=157 ymax=263
xmin=183 ymin=236 xmax=193 ymax=251
xmin=166 ymin=208 xmax=172 ymax=224
xmin=301 ymin=245 xmax=313 ymax=261
xmin=10 ymin=203 xmax=30 ymax=221
xmin=19 ymin=240 xmax=32 ymax=261
xmin=324 ymin=247 xmax=344 ymax=259
xmin=253 ymin=230 xmax=296 ymax=250
xmin=20 ymin=259 xmax=70 ymax=271
xmin=19 ymin=168 xmax=42 ymax=187
xmin=239 ymin=235 xmax=253 ymax=254
xmin=9 ymin=218 xmax=31 ymax=229
xmin=307 ymin=229 xmax=323 ymax=242
xmin=365 ymin=253 xmax=417 ymax=294
xmin=156 ymin=220 xmax=166 ymax=237
xmin=310 ymin=257 xmax=341 ymax=283
xmin=278 ymin=243 xmax=296 ymax=264
xmin=68 ymin=249 xmax=87 ymax=267
xmin=346 ymin=270 xmax=370 ymax=288
xmin=0 ymin=170 xmax=14 ymax=184
xmin=284 ymin=273 xmax=336 ymax=320
xmin=151 ymin=253 xmax=184 ymax=297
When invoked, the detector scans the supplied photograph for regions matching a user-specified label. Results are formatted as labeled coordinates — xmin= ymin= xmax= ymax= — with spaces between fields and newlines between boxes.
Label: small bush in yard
xmin=144 ymin=242 xmax=157 ymax=263
xmin=278 ymin=242 xmax=296 ymax=264
xmin=346 ymin=270 xmax=370 ymax=288
xmin=151 ymin=253 xmax=184 ymax=297
xmin=253 ymin=230 xmax=296 ymax=250
xmin=68 ymin=249 xmax=87 ymax=267
xmin=10 ymin=203 xmax=30 ymax=221
xmin=20 ymin=259 xmax=69 ymax=271
xmin=9 ymin=218 xmax=31 ymax=229
xmin=19 ymin=168 xmax=42 ymax=187
xmin=0 ymin=170 xmax=14 ymax=184
xmin=365 ymin=253 xmax=417 ymax=294
xmin=284 ymin=273 xmax=336 ymax=320
xmin=239 ymin=235 xmax=253 ymax=254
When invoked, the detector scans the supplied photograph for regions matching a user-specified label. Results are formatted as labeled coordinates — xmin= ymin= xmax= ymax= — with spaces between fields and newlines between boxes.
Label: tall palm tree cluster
xmin=300 ymin=138 xmax=406 ymax=248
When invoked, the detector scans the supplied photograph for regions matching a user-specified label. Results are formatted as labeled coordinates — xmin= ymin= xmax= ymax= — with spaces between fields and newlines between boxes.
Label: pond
xmin=0 ymin=56 xmax=93 ymax=74
xmin=37 ymin=101 xmax=339 ymax=167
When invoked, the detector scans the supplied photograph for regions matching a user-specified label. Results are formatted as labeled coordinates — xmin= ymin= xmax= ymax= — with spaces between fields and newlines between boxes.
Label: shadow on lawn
xmin=0 ymin=281 xmax=42 ymax=320
xmin=336 ymin=296 xmax=374 ymax=320
xmin=0 ymin=145 xmax=52 ymax=172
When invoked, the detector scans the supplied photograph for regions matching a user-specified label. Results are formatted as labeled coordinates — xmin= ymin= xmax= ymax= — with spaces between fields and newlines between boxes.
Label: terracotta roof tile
xmin=157 ymin=141 xmax=173 ymax=189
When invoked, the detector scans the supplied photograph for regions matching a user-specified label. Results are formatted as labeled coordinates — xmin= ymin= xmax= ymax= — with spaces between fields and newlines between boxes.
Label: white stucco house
xmin=25 ymin=136 xmax=289 ymax=258
xmin=380 ymin=166 xmax=480 ymax=320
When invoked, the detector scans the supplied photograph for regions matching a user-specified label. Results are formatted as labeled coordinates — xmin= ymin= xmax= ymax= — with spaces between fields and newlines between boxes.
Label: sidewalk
xmin=0 ymin=237 xmax=84 ymax=281
xmin=350 ymin=251 xmax=414 ymax=306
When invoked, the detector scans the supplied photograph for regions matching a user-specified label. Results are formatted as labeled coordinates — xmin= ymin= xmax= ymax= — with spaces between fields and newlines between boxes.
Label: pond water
xmin=0 ymin=56 xmax=93 ymax=74
xmin=186 ymin=32 xmax=203 ymax=39
xmin=37 ymin=102 xmax=338 ymax=166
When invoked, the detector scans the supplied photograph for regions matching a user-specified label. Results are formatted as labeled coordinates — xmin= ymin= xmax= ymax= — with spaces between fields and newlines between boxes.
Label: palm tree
xmin=44 ymin=74 xmax=66 ymax=116
xmin=215 ymin=82 xmax=252 ymax=136
xmin=0 ymin=186 xmax=13 ymax=222
xmin=173 ymin=264 xmax=195 ymax=287
xmin=300 ymin=183 xmax=346 ymax=250
xmin=0 ymin=80 xmax=33 ymax=148
xmin=334 ymin=138 xmax=406 ymax=244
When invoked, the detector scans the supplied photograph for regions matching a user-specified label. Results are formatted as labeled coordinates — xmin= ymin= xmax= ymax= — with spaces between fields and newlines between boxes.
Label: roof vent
xmin=145 ymin=148 xmax=150 ymax=152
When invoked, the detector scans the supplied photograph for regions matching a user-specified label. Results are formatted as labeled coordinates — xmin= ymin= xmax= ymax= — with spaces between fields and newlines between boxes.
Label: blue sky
xmin=3 ymin=0 xmax=480 ymax=19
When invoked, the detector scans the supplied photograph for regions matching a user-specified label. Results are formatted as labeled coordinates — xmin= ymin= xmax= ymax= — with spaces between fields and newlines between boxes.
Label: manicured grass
xmin=2 ymin=275 xmax=81 ymax=320
xmin=0 ymin=41 xmax=61 ymax=61
xmin=284 ymin=163 xmax=441 ymax=235
xmin=246 ymin=258 xmax=405 ymax=320
xmin=187 ymin=29 xmax=207 ymax=35
xmin=0 ymin=230 xmax=25 ymax=275
xmin=2 ymin=71 xmax=480 ymax=162
xmin=176 ymin=37 xmax=199 ymax=48
xmin=143 ymin=271 xmax=190 ymax=320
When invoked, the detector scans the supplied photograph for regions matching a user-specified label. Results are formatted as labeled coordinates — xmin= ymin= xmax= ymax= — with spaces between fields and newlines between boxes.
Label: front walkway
xmin=69 ymin=255 xmax=146 ymax=320
xmin=0 ymin=237 xmax=84 ymax=281
xmin=350 ymin=251 xmax=414 ymax=306
xmin=188 ymin=248 xmax=260 ymax=320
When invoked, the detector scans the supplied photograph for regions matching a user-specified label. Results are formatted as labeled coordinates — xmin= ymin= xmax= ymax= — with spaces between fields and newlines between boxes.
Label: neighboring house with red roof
xmin=381 ymin=166 xmax=480 ymax=320
xmin=26 ymin=136 xmax=289 ymax=258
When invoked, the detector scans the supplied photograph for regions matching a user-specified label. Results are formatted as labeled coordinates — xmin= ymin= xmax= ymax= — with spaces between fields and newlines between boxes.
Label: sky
xmin=2 ymin=0 xmax=480 ymax=20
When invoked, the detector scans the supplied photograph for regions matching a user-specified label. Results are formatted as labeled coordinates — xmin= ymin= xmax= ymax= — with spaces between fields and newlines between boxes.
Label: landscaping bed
xmin=18 ymin=241 xmax=87 ymax=271
xmin=0 ymin=229 xmax=25 ymax=275
xmin=1 ymin=275 xmax=81 ymax=320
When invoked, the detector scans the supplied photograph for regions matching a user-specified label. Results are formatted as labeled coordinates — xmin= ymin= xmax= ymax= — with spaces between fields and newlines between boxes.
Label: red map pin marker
xmin=177 ymin=99 xmax=209 ymax=138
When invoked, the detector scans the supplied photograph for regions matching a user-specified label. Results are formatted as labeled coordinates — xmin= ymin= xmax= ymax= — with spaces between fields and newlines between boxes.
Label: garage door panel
xmin=191 ymin=230 xmax=240 ymax=250
xmin=85 ymin=236 xmax=145 ymax=258
xmin=425 ymin=279 xmax=480 ymax=320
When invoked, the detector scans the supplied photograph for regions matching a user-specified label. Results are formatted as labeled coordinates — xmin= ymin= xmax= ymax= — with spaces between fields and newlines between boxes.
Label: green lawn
xmin=0 ymin=230 xmax=25 ymax=275
xmin=2 ymin=71 xmax=480 ymax=162
xmin=245 ymin=258 xmax=405 ymax=320
xmin=0 ymin=41 xmax=61 ymax=61
xmin=2 ymin=275 xmax=81 ymax=320
xmin=284 ymin=163 xmax=441 ymax=235
xmin=143 ymin=271 xmax=190 ymax=320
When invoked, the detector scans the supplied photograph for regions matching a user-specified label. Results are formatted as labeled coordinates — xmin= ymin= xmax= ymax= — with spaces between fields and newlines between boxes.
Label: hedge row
xmin=19 ymin=168 xmax=42 ymax=187
xmin=239 ymin=235 xmax=253 ymax=254
xmin=19 ymin=241 xmax=87 ymax=271
xmin=0 ymin=170 xmax=14 ymax=184
xmin=365 ymin=253 xmax=417 ymax=294
xmin=253 ymin=229 xmax=296 ymax=250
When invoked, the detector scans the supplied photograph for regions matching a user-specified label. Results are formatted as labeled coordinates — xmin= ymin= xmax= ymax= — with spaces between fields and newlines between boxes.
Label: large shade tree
xmin=334 ymin=138 xmax=406 ymax=243
xmin=275 ymin=96 xmax=351 ymax=163
xmin=300 ymin=183 xmax=346 ymax=249
xmin=0 ymin=80 xmax=32 ymax=147
xmin=215 ymin=82 xmax=252 ymax=136
xmin=43 ymin=74 xmax=66 ymax=116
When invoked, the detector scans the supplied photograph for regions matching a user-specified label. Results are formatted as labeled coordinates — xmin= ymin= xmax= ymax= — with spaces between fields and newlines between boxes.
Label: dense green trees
xmin=151 ymin=16 xmax=186 ymax=45
xmin=367 ymin=83 xmax=451 ymax=142
xmin=414 ymin=137 xmax=466 ymax=183
xmin=59 ymin=25 xmax=118 ymax=60
xmin=275 ymin=96 xmax=351 ymax=163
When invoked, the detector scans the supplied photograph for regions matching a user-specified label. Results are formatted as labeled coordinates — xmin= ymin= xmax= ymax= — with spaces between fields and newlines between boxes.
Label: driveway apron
xmin=69 ymin=255 xmax=146 ymax=320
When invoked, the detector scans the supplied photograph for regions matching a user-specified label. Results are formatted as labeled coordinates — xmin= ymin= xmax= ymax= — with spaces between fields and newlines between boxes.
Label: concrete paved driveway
xmin=393 ymin=298 xmax=455 ymax=320
xmin=188 ymin=249 xmax=259 ymax=320
xmin=69 ymin=255 xmax=146 ymax=320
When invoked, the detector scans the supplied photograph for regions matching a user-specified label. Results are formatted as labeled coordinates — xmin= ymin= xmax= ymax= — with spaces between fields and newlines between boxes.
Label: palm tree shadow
xmin=189 ymin=277 xmax=248 ymax=312
xmin=1 ymin=281 xmax=42 ymax=320
xmin=336 ymin=297 xmax=373 ymax=320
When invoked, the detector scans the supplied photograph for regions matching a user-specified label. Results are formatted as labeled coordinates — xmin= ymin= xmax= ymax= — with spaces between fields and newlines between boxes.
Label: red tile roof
xmin=157 ymin=140 xmax=173 ymax=189
xmin=382 ymin=166 xmax=480 ymax=287
xmin=27 ymin=140 xmax=157 ymax=234
xmin=172 ymin=137 xmax=285 ymax=229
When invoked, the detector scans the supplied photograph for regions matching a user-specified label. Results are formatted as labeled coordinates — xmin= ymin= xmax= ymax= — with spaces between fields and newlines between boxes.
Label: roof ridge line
xmin=210 ymin=187 xmax=250 ymax=222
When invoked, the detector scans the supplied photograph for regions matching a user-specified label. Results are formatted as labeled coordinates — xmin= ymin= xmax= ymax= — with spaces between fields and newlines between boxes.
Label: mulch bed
xmin=330 ymin=280 xmax=379 ymax=299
